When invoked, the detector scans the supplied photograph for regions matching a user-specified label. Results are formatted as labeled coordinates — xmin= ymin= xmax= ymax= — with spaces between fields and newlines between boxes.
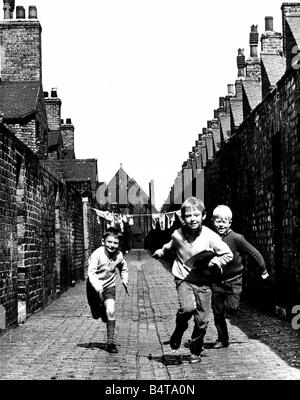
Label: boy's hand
xmin=153 ymin=249 xmax=163 ymax=258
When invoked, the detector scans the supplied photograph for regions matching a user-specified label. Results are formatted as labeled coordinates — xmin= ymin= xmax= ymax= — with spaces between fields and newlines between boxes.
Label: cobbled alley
xmin=0 ymin=250 xmax=299 ymax=381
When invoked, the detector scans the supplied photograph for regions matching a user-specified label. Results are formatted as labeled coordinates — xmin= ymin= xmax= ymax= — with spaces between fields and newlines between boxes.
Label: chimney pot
xmin=16 ymin=6 xmax=25 ymax=19
xmin=66 ymin=118 xmax=72 ymax=124
xmin=214 ymin=110 xmax=218 ymax=119
xmin=250 ymin=25 xmax=259 ymax=57
xmin=43 ymin=91 xmax=49 ymax=98
xmin=207 ymin=120 xmax=212 ymax=129
xmin=202 ymin=128 xmax=207 ymax=135
xmin=219 ymin=97 xmax=225 ymax=108
xmin=61 ymin=119 xmax=64 ymax=124
xmin=51 ymin=89 xmax=57 ymax=98
xmin=265 ymin=16 xmax=273 ymax=32
xmin=28 ymin=5 xmax=37 ymax=19
xmin=198 ymin=133 xmax=202 ymax=141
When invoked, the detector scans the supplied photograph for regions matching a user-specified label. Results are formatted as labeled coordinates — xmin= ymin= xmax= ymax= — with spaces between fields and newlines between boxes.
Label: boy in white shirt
xmin=87 ymin=227 xmax=128 ymax=353
xmin=153 ymin=197 xmax=233 ymax=363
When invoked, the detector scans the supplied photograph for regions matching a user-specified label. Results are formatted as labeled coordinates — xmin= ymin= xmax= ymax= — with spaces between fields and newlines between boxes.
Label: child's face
xmin=104 ymin=235 xmax=120 ymax=255
xmin=183 ymin=206 xmax=204 ymax=231
xmin=213 ymin=216 xmax=231 ymax=235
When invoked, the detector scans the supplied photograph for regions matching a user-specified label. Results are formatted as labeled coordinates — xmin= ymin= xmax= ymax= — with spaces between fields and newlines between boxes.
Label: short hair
xmin=181 ymin=197 xmax=206 ymax=218
xmin=102 ymin=227 xmax=123 ymax=241
xmin=212 ymin=205 xmax=233 ymax=221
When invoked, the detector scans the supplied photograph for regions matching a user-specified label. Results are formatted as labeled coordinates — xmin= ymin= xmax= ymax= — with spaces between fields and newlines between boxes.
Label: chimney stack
xmin=66 ymin=118 xmax=72 ymax=124
xmin=219 ymin=97 xmax=225 ymax=108
xmin=250 ymin=25 xmax=259 ymax=57
xmin=261 ymin=16 xmax=283 ymax=55
xmin=0 ymin=3 xmax=42 ymax=82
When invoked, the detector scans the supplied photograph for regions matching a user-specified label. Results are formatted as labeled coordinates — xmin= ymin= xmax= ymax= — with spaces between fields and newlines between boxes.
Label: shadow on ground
xmin=148 ymin=353 xmax=192 ymax=365
xmin=228 ymin=302 xmax=300 ymax=369
xmin=77 ymin=342 xmax=108 ymax=351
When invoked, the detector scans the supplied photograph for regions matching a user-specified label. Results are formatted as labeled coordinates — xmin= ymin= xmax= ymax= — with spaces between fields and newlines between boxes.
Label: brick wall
xmin=0 ymin=125 xmax=18 ymax=326
xmin=7 ymin=88 xmax=48 ymax=159
xmin=204 ymin=66 xmax=300 ymax=315
xmin=0 ymin=123 xmax=87 ymax=329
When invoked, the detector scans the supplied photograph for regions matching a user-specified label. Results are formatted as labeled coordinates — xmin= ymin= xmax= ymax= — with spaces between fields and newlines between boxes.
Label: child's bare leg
xmin=104 ymin=299 xmax=118 ymax=353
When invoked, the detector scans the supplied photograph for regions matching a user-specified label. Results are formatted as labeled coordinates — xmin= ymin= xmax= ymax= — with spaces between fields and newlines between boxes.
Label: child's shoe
xmin=107 ymin=342 xmax=118 ymax=353
xmin=213 ymin=341 xmax=229 ymax=349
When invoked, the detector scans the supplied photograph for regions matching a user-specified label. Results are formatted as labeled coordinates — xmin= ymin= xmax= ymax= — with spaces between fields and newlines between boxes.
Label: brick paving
xmin=0 ymin=250 xmax=299 ymax=380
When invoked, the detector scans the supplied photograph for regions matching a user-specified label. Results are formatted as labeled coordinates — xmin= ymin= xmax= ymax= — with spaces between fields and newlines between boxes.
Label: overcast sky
xmin=17 ymin=0 xmax=285 ymax=209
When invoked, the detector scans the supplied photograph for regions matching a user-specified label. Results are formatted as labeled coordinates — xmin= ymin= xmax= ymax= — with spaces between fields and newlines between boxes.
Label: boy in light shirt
xmin=153 ymin=197 xmax=233 ymax=363
xmin=87 ymin=227 xmax=128 ymax=354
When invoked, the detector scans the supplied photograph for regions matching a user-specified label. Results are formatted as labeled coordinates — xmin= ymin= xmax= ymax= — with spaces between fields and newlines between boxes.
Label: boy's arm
xmin=118 ymin=257 xmax=129 ymax=286
xmin=87 ymin=251 xmax=103 ymax=294
xmin=208 ymin=233 xmax=233 ymax=268
xmin=153 ymin=239 xmax=175 ymax=258
xmin=237 ymin=235 xmax=268 ymax=277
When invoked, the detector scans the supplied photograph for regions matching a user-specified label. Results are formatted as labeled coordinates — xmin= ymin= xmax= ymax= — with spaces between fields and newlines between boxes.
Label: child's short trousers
xmin=102 ymin=286 xmax=116 ymax=301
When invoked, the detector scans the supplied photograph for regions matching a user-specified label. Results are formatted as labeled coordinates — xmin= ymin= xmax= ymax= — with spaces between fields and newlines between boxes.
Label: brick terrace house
xmin=164 ymin=4 xmax=300 ymax=321
xmin=0 ymin=2 xmax=103 ymax=330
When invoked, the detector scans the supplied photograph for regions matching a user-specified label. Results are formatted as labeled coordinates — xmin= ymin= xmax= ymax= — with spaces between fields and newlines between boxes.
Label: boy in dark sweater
xmin=211 ymin=205 xmax=269 ymax=349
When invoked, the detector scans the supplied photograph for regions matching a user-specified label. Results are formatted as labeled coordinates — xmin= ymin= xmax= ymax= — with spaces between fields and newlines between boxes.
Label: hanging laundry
xmin=175 ymin=209 xmax=184 ymax=225
xmin=166 ymin=212 xmax=175 ymax=229
xmin=152 ymin=213 xmax=160 ymax=229
xmin=159 ymin=214 xmax=166 ymax=230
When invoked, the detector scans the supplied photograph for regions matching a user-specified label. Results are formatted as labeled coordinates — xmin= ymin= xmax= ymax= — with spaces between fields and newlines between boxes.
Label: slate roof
xmin=0 ymin=81 xmax=40 ymax=119
xmin=229 ymin=98 xmax=243 ymax=128
xmin=242 ymin=80 xmax=262 ymax=110
xmin=45 ymin=159 xmax=98 ymax=184
xmin=261 ymin=54 xmax=286 ymax=87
